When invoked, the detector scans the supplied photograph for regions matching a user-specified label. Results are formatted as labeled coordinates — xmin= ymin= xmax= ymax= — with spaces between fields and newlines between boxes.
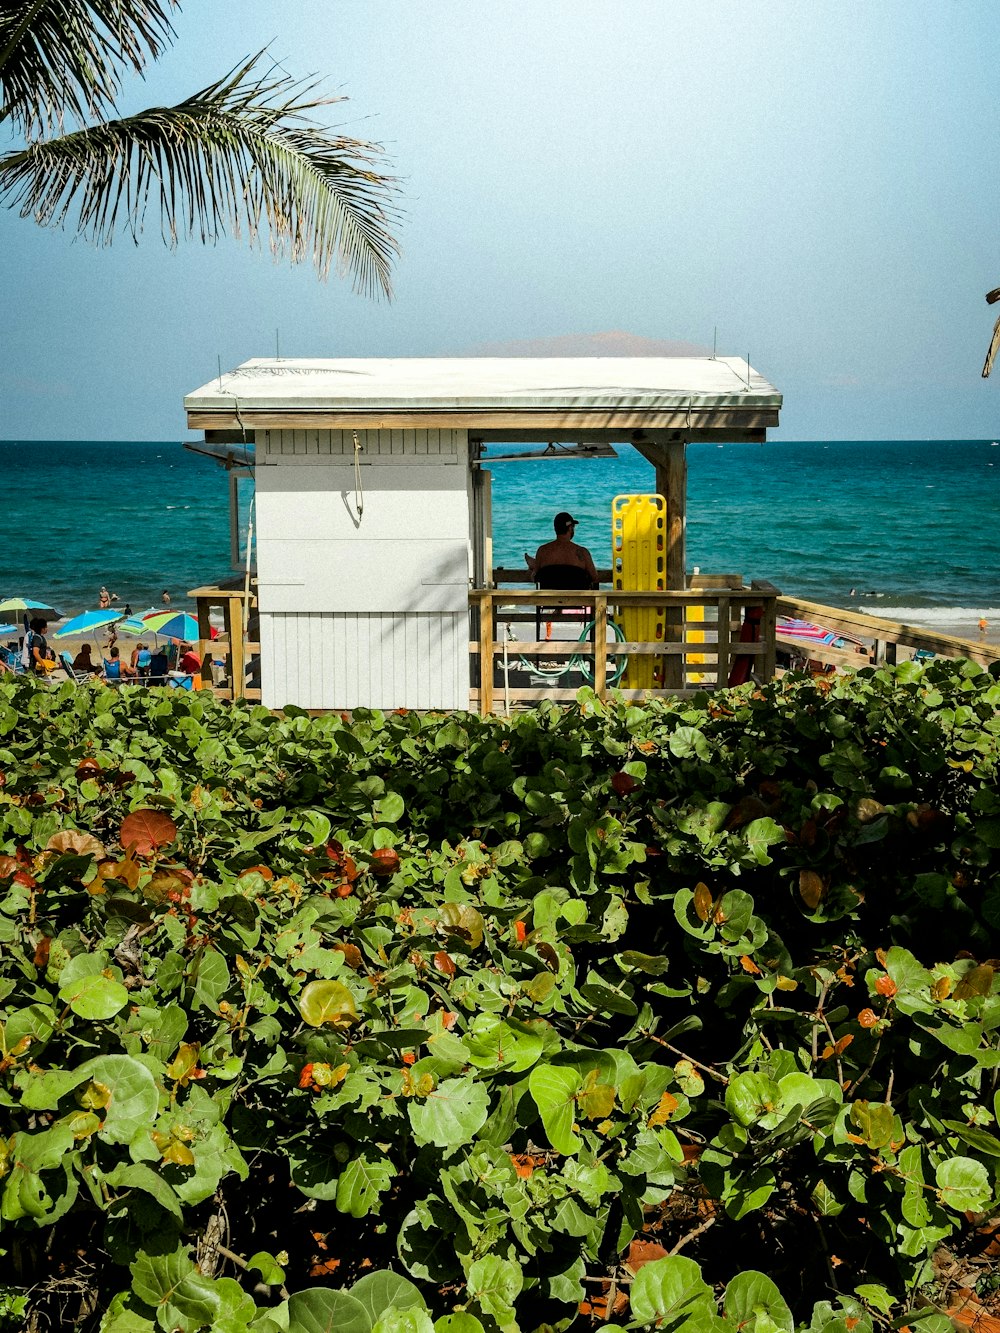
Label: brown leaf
xmin=46 ymin=830 xmax=106 ymax=859
xmin=334 ymin=942 xmax=364 ymax=970
xmin=0 ymin=856 xmax=18 ymax=879
xmin=693 ymin=882 xmax=713 ymax=922
xmin=955 ymin=964 xmax=994 ymax=1000
xmin=627 ymin=1239 xmax=669 ymax=1272
xmin=799 ymin=869 xmax=826 ymax=910
xmin=433 ymin=951 xmax=457 ymax=977
xmin=120 ymin=809 xmax=177 ymax=856
xmin=534 ymin=942 xmax=559 ymax=972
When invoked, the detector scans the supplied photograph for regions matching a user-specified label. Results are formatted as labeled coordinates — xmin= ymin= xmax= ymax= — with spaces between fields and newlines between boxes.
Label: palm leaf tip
xmin=0 ymin=0 xmax=178 ymax=134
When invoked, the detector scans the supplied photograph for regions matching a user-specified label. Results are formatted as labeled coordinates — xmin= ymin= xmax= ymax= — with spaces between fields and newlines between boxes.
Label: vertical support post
xmin=479 ymin=592 xmax=494 ymax=716
xmin=226 ymin=594 xmax=246 ymax=699
xmin=760 ymin=595 xmax=777 ymax=681
xmin=716 ymin=596 xmax=731 ymax=689
xmin=654 ymin=443 xmax=687 ymax=690
xmin=593 ymin=594 xmax=607 ymax=699
xmin=195 ymin=599 xmax=214 ymax=692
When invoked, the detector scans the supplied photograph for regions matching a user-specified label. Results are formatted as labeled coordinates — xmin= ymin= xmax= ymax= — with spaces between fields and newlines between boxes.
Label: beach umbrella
xmin=141 ymin=611 xmax=216 ymax=641
xmin=0 ymin=597 xmax=62 ymax=620
xmin=0 ymin=625 xmax=18 ymax=637
xmin=52 ymin=609 xmax=126 ymax=639
xmin=116 ymin=617 xmax=153 ymax=636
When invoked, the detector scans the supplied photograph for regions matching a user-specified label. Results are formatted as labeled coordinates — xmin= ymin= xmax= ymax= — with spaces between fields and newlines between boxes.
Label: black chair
xmin=534 ymin=565 xmax=597 ymax=654
xmin=147 ymin=652 xmax=169 ymax=685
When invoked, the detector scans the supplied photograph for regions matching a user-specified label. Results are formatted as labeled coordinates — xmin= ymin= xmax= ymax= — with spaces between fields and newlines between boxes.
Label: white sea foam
xmin=860 ymin=606 xmax=1000 ymax=624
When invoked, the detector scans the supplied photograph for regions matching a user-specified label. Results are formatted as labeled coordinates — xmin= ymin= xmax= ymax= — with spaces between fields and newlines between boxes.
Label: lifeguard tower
xmin=183 ymin=356 xmax=782 ymax=711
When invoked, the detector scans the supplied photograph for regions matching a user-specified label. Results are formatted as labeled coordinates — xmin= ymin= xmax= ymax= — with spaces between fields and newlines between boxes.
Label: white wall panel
xmin=260 ymin=612 xmax=467 ymax=710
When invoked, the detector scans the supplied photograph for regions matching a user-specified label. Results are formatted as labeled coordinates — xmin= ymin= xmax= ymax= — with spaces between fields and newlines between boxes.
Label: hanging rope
xmin=351 ymin=431 xmax=365 ymax=522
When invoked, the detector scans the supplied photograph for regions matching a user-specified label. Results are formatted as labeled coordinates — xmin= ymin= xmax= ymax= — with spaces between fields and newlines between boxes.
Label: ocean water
xmin=2 ymin=439 xmax=999 ymax=627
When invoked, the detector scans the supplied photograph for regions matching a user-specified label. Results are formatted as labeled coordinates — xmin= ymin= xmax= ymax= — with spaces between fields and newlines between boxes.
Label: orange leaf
xmin=120 ymin=809 xmax=177 ymax=856
xmin=799 ymin=869 xmax=826 ymax=909
xmin=693 ymin=882 xmax=713 ymax=922
xmin=514 ymin=920 xmax=527 ymax=944
xmin=739 ymin=955 xmax=761 ymax=975
xmin=858 ymin=1008 xmax=878 ymax=1029
xmin=648 ymin=1091 xmax=680 ymax=1126
xmin=875 ymin=974 xmax=897 ymax=997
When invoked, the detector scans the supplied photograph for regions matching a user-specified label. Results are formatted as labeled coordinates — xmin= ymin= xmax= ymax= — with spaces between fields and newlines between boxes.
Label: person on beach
xmin=25 ymin=618 xmax=56 ymax=675
xmin=98 ymin=585 xmax=120 ymax=610
xmin=525 ymin=511 xmax=599 ymax=587
xmin=178 ymin=643 xmax=202 ymax=675
xmin=161 ymin=590 xmax=171 ymax=605
xmin=71 ymin=643 xmax=100 ymax=675
xmin=131 ymin=643 xmax=152 ymax=679
xmin=103 ymin=646 xmax=135 ymax=682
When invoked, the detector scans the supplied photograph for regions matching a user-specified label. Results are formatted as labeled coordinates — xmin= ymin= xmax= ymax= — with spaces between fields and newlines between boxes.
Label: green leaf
xmin=408 ymin=1077 xmax=489 ymax=1148
xmin=528 ymin=1065 xmax=581 ymax=1155
xmin=130 ymin=1247 xmax=197 ymax=1312
xmin=935 ymin=1155 xmax=992 ymax=1212
xmin=743 ymin=817 xmax=784 ymax=866
xmin=298 ymin=979 xmax=358 ymax=1027
xmin=287 ymin=1289 xmax=372 ymax=1333
xmin=248 ymin=1251 xmax=286 ymax=1286
xmin=104 ymin=1162 xmax=183 ymax=1220
xmin=57 ymin=970 xmax=128 ymax=1020
xmin=723 ymin=1270 xmax=793 ymax=1333
xmin=466 ymin=1256 xmax=522 ymax=1322
xmin=435 ymin=1318 xmax=485 ymax=1333
xmin=76 ymin=1055 xmax=159 ymax=1145
xmin=350 ymin=1271 xmax=426 ymax=1322
xmin=726 ymin=1073 xmax=780 ymax=1127
xmin=373 ymin=1314 xmax=434 ymax=1333
xmin=464 ymin=1015 xmax=543 ymax=1073
xmin=629 ymin=1255 xmax=716 ymax=1326
xmin=376 ymin=792 xmax=405 ymax=823
xmin=336 ymin=1151 xmax=396 ymax=1217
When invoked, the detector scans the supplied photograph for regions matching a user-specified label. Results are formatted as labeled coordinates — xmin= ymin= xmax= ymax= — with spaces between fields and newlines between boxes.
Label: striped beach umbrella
xmin=52 ymin=609 xmax=125 ymax=639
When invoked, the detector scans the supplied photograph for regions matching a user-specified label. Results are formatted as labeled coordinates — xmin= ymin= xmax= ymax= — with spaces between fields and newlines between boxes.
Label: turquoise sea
xmin=3 ymin=439 xmax=999 ymax=632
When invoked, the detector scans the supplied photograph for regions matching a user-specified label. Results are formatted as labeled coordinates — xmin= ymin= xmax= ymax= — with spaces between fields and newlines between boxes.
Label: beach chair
xmin=60 ymin=652 xmax=92 ymax=684
xmin=102 ymin=659 xmax=123 ymax=686
xmin=534 ymin=565 xmax=596 ymax=667
xmin=0 ymin=645 xmax=27 ymax=676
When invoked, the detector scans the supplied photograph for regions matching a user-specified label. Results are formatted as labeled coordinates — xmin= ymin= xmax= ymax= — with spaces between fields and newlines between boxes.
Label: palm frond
xmin=0 ymin=0 xmax=176 ymax=135
xmin=983 ymin=313 xmax=1000 ymax=379
xmin=0 ymin=53 xmax=400 ymax=296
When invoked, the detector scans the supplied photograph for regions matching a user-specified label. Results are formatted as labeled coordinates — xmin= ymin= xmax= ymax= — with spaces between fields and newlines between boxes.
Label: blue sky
xmin=2 ymin=0 xmax=999 ymax=440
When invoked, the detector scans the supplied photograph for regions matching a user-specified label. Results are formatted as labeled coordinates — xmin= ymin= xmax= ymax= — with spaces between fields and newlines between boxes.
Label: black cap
xmin=554 ymin=511 xmax=578 ymax=534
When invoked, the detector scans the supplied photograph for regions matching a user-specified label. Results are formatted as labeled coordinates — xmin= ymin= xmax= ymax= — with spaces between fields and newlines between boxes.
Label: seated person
xmin=103 ymin=646 xmax=135 ymax=681
xmin=71 ymin=643 xmax=100 ymax=675
xmin=526 ymin=512 xmax=599 ymax=588
xmin=131 ymin=643 xmax=152 ymax=679
xmin=178 ymin=643 xmax=202 ymax=675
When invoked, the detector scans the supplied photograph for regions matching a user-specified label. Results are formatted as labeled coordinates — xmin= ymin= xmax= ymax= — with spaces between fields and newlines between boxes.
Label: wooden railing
xmin=775 ymin=596 xmax=1000 ymax=672
xmin=188 ymin=582 xmax=260 ymax=702
xmin=469 ymin=586 xmax=778 ymax=713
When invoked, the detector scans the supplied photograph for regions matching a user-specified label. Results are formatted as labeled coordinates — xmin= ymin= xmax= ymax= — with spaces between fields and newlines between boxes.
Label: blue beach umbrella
xmin=52 ymin=609 xmax=125 ymax=639
xmin=0 ymin=625 xmax=18 ymax=637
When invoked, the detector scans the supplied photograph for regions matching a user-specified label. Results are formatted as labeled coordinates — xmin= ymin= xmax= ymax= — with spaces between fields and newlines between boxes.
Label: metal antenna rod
xmin=746 ymin=352 xmax=752 ymax=390
xmin=712 ymin=326 xmax=717 ymax=359
xmin=217 ymin=355 xmax=223 ymax=389
xmin=276 ymin=329 xmax=280 ymax=360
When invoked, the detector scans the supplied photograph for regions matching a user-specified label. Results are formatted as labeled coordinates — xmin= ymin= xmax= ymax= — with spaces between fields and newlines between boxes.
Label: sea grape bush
xmin=0 ymin=658 xmax=999 ymax=1331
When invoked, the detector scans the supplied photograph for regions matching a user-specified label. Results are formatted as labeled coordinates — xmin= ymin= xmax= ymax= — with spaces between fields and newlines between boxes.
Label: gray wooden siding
xmin=259 ymin=428 xmax=463 ymax=457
